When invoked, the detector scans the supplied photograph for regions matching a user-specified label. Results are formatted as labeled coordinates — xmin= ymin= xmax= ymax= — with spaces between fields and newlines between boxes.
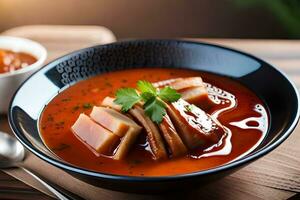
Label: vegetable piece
xmin=166 ymin=99 xmax=225 ymax=149
xmin=71 ymin=114 xmax=119 ymax=154
xmin=158 ymin=114 xmax=187 ymax=157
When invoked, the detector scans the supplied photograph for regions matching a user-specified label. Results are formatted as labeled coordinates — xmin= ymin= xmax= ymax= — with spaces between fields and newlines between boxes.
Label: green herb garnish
xmin=83 ymin=103 xmax=93 ymax=109
xmin=115 ymin=88 xmax=141 ymax=112
xmin=114 ymin=80 xmax=181 ymax=123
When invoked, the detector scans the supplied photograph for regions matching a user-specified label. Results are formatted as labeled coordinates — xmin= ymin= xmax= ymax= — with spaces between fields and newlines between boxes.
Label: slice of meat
xmin=91 ymin=107 xmax=130 ymax=137
xmin=169 ymin=77 xmax=204 ymax=90
xmin=153 ymin=77 xmax=203 ymax=90
xmin=152 ymin=78 xmax=177 ymax=88
xmin=90 ymin=106 xmax=142 ymax=160
xmin=180 ymin=86 xmax=213 ymax=109
xmin=153 ymin=77 xmax=214 ymax=109
xmin=159 ymin=114 xmax=187 ymax=157
xmin=102 ymin=97 xmax=122 ymax=111
xmin=129 ymin=106 xmax=168 ymax=160
xmin=100 ymin=99 xmax=167 ymax=160
xmin=113 ymin=127 xmax=141 ymax=160
xmin=71 ymin=113 xmax=119 ymax=154
xmin=166 ymin=99 xmax=225 ymax=150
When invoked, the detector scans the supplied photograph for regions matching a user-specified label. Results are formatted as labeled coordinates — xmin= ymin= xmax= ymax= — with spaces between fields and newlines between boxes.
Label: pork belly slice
xmin=113 ymin=127 xmax=141 ymax=160
xmin=90 ymin=106 xmax=142 ymax=160
xmin=168 ymin=77 xmax=204 ymax=91
xmin=153 ymin=77 xmax=214 ymax=108
xmin=91 ymin=107 xmax=134 ymax=137
xmin=180 ymin=86 xmax=213 ymax=109
xmin=129 ymin=106 xmax=168 ymax=160
xmin=101 ymin=97 xmax=175 ymax=160
xmin=159 ymin=114 xmax=187 ymax=157
xmin=102 ymin=97 xmax=122 ymax=111
xmin=166 ymin=99 xmax=225 ymax=150
xmin=153 ymin=77 xmax=203 ymax=90
xmin=71 ymin=113 xmax=119 ymax=154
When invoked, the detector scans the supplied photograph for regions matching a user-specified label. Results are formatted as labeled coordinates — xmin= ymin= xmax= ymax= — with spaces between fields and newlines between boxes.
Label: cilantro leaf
xmin=143 ymin=96 xmax=166 ymax=123
xmin=137 ymin=80 xmax=157 ymax=95
xmin=141 ymin=92 xmax=155 ymax=102
xmin=114 ymin=80 xmax=181 ymax=123
xmin=114 ymin=88 xmax=141 ymax=112
xmin=158 ymin=86 xmax=181 ymax=102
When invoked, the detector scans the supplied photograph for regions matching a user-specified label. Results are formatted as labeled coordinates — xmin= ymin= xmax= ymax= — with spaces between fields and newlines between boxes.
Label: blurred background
xmin=0 ymin=0 xmax=300 ymax=39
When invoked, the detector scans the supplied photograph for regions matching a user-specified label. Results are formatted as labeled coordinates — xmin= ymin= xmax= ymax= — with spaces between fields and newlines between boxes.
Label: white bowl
xmin=0 ymin=36 xmax=47 ymax=113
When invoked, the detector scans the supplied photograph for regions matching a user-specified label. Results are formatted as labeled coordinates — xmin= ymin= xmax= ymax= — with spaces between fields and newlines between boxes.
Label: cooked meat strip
xmin=90 ymin=106 xmax=142 ymax=160
xmin=113 ymin=127 xmax=141 ymax=160
xmin=129 ymin=106 xmax=168 ymax=160
xmin=166 ymin=99 xmax=225 ymax=150
xmin=71 ymin=113 xmax=119 ymax=155
xmin=153 ymin=77 xmax=203 ymax=90
xmin=102 ymin=96 xmax=122 ymax=111
xmin=153 ymin=77 xmax=214 ymax=108
xmin=180 ymin=86 xmax=213 ymax=109
xmin=101 ymin=97 xmax=168 ymax=160
xmin=158 ymin=114 xmax=187 ymax=157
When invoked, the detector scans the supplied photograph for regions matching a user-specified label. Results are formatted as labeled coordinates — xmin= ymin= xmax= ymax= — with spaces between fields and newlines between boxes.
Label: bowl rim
xmin=8 ymin=39 xmax=300 ymax=182
xmin=0 ymin=36 xmax=47 ymax=78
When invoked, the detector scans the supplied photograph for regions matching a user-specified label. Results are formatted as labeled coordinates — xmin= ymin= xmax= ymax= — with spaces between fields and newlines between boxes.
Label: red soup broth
xmin=40 ymin=68 xmax=269 ymax=176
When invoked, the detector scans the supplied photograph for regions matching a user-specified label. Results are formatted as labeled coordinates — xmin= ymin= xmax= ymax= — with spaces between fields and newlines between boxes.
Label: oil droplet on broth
xmin=205 ymin=83 xmax=237 ymax=118
xmin=229 ymin=104 xmax=268 ymax=134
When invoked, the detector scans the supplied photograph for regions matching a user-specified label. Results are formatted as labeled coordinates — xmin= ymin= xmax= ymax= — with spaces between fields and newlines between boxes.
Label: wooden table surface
xmin=0 ymin=26 xmax=299 ymax=199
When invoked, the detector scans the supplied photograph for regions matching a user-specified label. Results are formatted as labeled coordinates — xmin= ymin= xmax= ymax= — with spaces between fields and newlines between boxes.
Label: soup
xmin=0 ymin=49 xmax=37 ymax=74
xmin=40 ymin=68 xmax=269 ymax=176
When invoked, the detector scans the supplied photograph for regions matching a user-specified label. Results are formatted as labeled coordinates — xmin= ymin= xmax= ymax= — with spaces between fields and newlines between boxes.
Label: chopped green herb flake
xmin=47 ymin=116 xmax=54 ymax=122
xmin=83 ymin=103 xmax=93 ymax=109
xmin=61 ymin=98 xmax=71 ymax=102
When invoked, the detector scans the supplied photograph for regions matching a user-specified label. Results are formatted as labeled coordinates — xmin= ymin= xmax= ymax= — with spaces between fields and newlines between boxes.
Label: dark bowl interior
xmin=8 ymin=39 xmax=299 ymax=193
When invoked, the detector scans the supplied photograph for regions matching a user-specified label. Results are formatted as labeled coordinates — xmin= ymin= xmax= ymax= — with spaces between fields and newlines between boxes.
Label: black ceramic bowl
xmin=8 ymin=39 xmax=299 ymax=193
